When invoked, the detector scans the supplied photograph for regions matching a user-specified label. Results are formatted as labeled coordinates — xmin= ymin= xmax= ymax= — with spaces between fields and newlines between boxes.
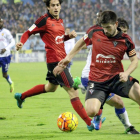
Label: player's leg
xmin=105 ymin=94 xmax=137 ymax=133
xmin=85 ymin=82 xmax=108 ymax=131
xmin=74 ymin=77 xmax=105 ymax=130
xmin=63 ymin=86 xmax=92 ymax=127
xmin=15 ymin=82 xmax=58 ymax=108
xmin=128 ymin=82 xmax=140 ymax=105
xmin=2 ymin=56 xmax=14 ymax=93
xmin=58 ymin=67 xmax=93 ymax=129
xmin=111 ymin=76 xmax=140 ymax=134
xmin=15 ymin=62 xmax=59 ymax=108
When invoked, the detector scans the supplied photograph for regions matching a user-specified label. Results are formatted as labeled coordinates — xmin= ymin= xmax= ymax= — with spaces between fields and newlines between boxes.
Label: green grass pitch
xmin=0 ymin=60 xmax=140 ymax=140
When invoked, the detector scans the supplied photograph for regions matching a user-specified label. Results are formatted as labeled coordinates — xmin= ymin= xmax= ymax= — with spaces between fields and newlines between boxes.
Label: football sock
xmin=95 ymin=109 xmax=102 ymax=116
xmin=21 ymin=84 xmax=46 ymax=100
xmin=6 ymin=75 xmax=12 ymax=84
xmin=115 ymin=107 xmax=131 ymax=129
xmin=71 ymin=97 xmax=92 ymax=126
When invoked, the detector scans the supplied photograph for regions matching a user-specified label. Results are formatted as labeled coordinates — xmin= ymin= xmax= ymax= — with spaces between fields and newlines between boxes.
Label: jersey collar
xmin=107 ymin=27 xmax=122 ymax=39
xmin=113 ymin=27 xmax=122 ymax=39
xmin=47 ymin=12 xmax=60 ymax=20
xmin=47 ymin=12 xmax=54 ymax=19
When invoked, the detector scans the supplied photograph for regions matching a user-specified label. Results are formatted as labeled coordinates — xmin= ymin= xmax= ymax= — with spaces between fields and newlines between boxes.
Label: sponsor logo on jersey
xmin=55 ymin=35 xmax=64 ymax=44
xmin=96 ymin=54 xmax=116 ymax=63
xmin=1 ymin=33 xmax=4 ymax=36
xmin=83 ymin=34 xmax=88 ymax=40
xmin=113 ymin=41 xmax=118 ymax=47
xmin=28 ymin=24 xmax=36 ymax=32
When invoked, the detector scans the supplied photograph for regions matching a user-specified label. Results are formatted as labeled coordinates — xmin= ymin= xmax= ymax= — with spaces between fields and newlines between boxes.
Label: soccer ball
xmin=57 ymin=112 xmax=78 ymax=132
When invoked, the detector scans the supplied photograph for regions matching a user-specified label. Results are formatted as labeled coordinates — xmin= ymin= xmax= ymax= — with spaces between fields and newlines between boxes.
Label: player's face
xmin=101 ymin=22 xmax=118 ymax=37
xmin=119 ymin=27 xmax=128 ymax=34
xmin=0 ymin=19 xmax=4 ymax=29
xmin=47 ymin=0 xmax=61 ymax=19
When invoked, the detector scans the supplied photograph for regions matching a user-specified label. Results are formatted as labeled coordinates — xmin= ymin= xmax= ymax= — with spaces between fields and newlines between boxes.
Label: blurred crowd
xmin=0 ymin=0 xmax=140 ymax=49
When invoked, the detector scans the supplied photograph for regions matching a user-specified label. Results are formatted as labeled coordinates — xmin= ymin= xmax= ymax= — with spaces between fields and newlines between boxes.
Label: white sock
xmin=6 ymin=75 xmax=13 ymax=85
xmin=116 ymin=109 xmax=132 ymax=129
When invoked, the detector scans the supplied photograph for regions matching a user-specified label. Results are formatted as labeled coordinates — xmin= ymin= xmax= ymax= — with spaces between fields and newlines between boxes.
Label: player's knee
xmin=45 ymin=84 xmax=57 ymax=92
xmin=86 ymin=106 xmax=98 ymax=117
xmin=112 ymin=96 xmax=124 ymax=109
xmin=3 ymin=74 xmax=7 ymax=78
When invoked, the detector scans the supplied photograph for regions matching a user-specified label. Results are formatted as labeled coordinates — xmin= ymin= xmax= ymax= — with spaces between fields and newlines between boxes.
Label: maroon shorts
xmin=85 ymin=74 xmax=139 ymax=108
xmin=46 ymin=62 xmax=74 ymax=88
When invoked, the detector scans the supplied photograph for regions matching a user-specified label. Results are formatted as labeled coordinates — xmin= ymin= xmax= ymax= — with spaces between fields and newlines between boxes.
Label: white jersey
xmin=64 ymin=38 xmax=75 ymax=54
xmin=0 ymin=28 xmax=15 ymax=57
xmin=81 ymin=45 xmax=92 ymax=78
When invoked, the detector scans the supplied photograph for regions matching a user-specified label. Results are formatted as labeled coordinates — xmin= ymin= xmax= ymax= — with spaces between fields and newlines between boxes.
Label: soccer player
xmin=64 ymin=27 xmax=75 ymax=71
xmin=0 ymin=18 xmax=15 ymax=93
xmin=53 ymin=10 xmax=140 ymax=134
xmin=15 ymin=0 xmax=93 ymax=129
xmin=73 ymin=16 xmax=139 ymax=133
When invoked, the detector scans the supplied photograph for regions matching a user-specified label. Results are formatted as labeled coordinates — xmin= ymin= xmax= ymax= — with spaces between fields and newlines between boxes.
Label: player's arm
xmin=119 ymin=54 xmax=138 ymax=82
xmin=53 ymin=38 xmax=86 ymax=76
xmin=1 ymin=31 xmax=15 ymax=54
xmin=16 ymin=31 xmax=32 ymax=51
xmin=16 ymin=16 xmax=47 ymax=51
xmin=119 ymin=35 xmax=138 ymax=82
xmin=64 ymin=30 xmax=77 ymax=41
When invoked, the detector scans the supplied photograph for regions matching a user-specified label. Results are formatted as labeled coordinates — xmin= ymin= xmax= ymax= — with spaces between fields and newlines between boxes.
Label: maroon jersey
xmin=83 ymin=25 xmax=136 ymax=82
xmin=20 ymin=13 xmax=70 ymax=63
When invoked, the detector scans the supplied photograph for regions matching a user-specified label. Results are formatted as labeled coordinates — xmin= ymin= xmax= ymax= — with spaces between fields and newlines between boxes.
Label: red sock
xmin=71 ymin=97 xmax=92 ymax=126
xmin=21 ymin=84 xmax=46 ymax=100
xmin=95 ymin=109 xmax=102 ymax=116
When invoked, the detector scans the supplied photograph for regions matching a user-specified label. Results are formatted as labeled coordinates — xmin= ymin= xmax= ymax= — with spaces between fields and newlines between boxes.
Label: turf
xmin=0 ymin=60 xmax=140 ymax=140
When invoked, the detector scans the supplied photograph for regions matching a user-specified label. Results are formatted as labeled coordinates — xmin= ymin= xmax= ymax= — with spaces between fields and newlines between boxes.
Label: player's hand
xmin=16 ymin=42 xmax=23 ymax=51
xmin=53 ymin=58 xmax=70 ymax=76
xmin=58 ymin=58 xmax=70 ymax=67
xmin=119 ymin=72 xmax=128 ymax=82
xmin=53 ymin=65 xmax=65 ymax=76
xmin=69 ymin=30 xmax=77 ymax=39
xmin=0 ymin=48 xmax=6 ymax=54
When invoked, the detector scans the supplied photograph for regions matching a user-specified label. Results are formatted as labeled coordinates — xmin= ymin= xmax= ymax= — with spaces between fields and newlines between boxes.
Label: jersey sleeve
xmin=124 ymin=35 xmax=136 ymax=57
xmin=83 ymin=26 xmax=98 ymax=46
xmin=5 ymin=29 xmax=15 ymax=50
xmin=83 ymin=33 xmax=92 ymax=46
xmin=21 ymin=16 xmax=48 ymax=44
xmin=28 ymin=16 xmax=47 ymax=34
xmin=6 ymin=29 xmax=13 ymax=42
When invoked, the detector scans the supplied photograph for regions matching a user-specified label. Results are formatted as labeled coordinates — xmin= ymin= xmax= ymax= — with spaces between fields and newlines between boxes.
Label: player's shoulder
xmin=35 ymin=14 xmax=48 ymax=22
xmin=122 ymin=33 xmax=132 ymax=40
xmin=2 ymin=28 xmax=11 ymax=34
xmin=121 ymin=33 xmax=134 ymax=44
xmin=86 ymin=25 xmax=102 ymax=34
xmin=35 ymin=13 xmax=49 ymax=27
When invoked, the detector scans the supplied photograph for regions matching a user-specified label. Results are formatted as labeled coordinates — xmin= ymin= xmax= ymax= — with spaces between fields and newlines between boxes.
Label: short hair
xmin=118 ymin=18 xmax=129 ymax=29
xmin=96 ymin=10 xmax=103 ymax=25
xmin=43 ymin=0 xmax=63 ymax=7
xmin=100 ymin=10 xmax=117 ymax=24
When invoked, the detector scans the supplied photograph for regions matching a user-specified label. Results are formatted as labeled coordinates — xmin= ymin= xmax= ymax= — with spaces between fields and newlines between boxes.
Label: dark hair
xmin=43 ymin=0 xmax=63 ymax=7
xmin=100 ymin=10 xmax=117 ymax=24
xmin=118 ymin=18 xmax=129 ymax=29
xmin=96 ymin=10 xmax=103 ymax=25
